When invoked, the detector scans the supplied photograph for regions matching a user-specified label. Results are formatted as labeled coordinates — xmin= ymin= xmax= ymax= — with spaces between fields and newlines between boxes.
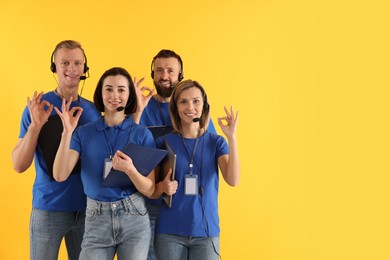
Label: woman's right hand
xmin=160 ymin=169 xmax=178 ymax=195
xmin=53 ymin=97 xmax=83 ymax=133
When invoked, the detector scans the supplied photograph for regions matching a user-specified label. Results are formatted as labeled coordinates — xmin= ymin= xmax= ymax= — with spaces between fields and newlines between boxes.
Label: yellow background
xmin=1 ymin=0 xmax=390 ymax=259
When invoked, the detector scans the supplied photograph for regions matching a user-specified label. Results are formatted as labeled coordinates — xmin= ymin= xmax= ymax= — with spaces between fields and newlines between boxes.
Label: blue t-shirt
xmin=70 ymin=116 xmax=155 ymax=202
xmin=18 ymin=91 xmax=100 ymax=211
xmin=155 ymin=131 xmax=229 ymax=237
xmin=140 ymin=96 xmax=217 ymax=206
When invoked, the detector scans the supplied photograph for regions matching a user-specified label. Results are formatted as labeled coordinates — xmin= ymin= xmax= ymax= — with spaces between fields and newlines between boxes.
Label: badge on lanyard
xmin=103 ymin=158 xmax=113 ymax=179
xmin=185 ymin=174 xmax=198 ymax=195
xmin=182 ymin=132 xmax=201 ymax=196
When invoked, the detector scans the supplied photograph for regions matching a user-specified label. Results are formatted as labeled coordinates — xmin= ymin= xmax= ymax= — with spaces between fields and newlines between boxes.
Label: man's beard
xmin=154 ymin=80 xmax=176 ymax=98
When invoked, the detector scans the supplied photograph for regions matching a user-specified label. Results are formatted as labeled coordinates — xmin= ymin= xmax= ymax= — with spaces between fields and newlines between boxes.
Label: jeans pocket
xmin=85 ymin=208 xmax=97 ymax=221
xmin=128 ymin=196 xmax=148 ymax=216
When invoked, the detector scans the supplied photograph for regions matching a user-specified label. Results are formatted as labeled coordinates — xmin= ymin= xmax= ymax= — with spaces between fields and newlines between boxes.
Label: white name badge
xmin=185 ymin=174 xmax=198 ymax=196
xmin=103 ymin=158 xmax=113 ymax=179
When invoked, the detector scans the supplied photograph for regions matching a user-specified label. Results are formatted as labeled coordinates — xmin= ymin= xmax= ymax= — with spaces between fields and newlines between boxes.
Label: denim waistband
xmin=86 ymin=192 xmax=144 ymax=213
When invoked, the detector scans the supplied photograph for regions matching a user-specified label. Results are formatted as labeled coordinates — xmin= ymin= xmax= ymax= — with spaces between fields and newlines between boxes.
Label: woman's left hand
xmin=112 ymin=150 xmax=137 ymax=175
xmin=218 ymin=106 xmax=239 ymax=138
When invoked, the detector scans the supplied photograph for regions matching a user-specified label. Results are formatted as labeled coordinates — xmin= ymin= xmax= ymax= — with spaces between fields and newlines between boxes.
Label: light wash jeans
xmin=155 ymin=233 xmax=220 ymax=260
xmin=30 ymin=208 xmax=85 ymax=260
xmin=79 ymin=193 xmax=150 ymax=260
xmin=146 ymin=202 xmax=160 ymax=260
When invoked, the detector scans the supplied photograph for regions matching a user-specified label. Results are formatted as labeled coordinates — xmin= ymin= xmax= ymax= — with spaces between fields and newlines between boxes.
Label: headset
xmin=50 ymin=50 xmax=89 ymax=74
xmin=150 ymin=51 xmax=184 ymax=82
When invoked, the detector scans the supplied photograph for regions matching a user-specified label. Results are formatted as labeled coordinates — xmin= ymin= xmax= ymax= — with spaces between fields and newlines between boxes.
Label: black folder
xmin=147 ymin=125 xmax=173 ymax=139
xmin=159 ymin=140 xmax=177 ymax=208
xmin=38 ymin=114 xmax=80 ymax=180
xmin=102 ymin=143 xmax=168 ymax=188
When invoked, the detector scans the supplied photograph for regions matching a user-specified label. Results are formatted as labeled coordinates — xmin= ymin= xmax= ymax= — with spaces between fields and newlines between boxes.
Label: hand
xmin=133 ymin=76 xmax=155 ymax=112
xmin=160 ymin=169 xmax=178 ymax=195
xmin=53 ymin=97 xmax=83 ymax=133
xmin=27 ymin=91 xmax=53 ymax=128
xmin=218 ymin=106 xmax=239 ymax=139
xmin=112 ymin=150 xmax=137 ymax=175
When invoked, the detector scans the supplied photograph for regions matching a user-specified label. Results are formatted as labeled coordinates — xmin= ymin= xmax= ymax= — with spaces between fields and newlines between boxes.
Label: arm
xmin=52 ymin=97 xmax=83 ymax=182
xmin=218 ymin=106 xmax=240 ymax=186
xmin=131 ymin=76 xmax=155 ymax=124
xmin=12 ymin=91 xmax=53 ymax=173
xmin=149 ymin=168 xmax=178 ymax=199
xmin=112 ymin=150 xmax=157 ymax=197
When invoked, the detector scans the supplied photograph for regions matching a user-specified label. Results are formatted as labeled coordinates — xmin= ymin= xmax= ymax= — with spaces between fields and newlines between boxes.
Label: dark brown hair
xmin=93 ymin=67 xmax=137 ymax=115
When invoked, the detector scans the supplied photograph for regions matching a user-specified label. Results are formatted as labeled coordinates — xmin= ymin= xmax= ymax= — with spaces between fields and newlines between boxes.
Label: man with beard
xmin=132 ymin=49 xmax=216 ymax=260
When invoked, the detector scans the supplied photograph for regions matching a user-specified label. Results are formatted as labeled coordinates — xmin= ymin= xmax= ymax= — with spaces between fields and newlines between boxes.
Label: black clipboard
xmin=37 ymin=114 xmax=80 ymax=180
xmin=159 ymin=140 xmax=177 ymax=208
xmin=102 ymin=143 xmax=168 ymax=188
xmin=147 ymin=125 xmax=173 ymax=139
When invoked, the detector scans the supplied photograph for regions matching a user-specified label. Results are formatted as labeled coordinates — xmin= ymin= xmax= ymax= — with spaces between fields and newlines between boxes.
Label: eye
xmin=61 ymin=61 xmax=69 ymax=66
xmin=75 ymin=61 xmax=83 ymax=66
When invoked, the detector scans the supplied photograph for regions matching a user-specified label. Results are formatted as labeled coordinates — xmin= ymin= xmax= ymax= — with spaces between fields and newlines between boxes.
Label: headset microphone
xmin=116 ymin=101 xmax=131 ymax=112
xmin=116 ymin=106 xmax=125 ymax=112
xmin=79 ymin=71 xmax=90 ymax=80
xmin=193 ymin=117 xmax=200 ymax=123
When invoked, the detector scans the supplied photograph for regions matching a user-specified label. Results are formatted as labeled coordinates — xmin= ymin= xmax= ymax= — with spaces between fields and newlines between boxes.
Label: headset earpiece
xmin=50 ymin=62 xmax=56 ymax=73
xmin=203 ymin=93 xmax=210 ymax=114
xmin=178 ymin=72 xmax=183 ymax=82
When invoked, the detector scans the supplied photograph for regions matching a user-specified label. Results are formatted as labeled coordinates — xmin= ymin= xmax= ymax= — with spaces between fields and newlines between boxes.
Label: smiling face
xmin=101 ymin=75 xmax=130 ymax=113
xmin=176 ymin=86 xmax=204 ymax=125
xmin=153 ymin=57 xmax=182 ymax=98
xmin=54 ymin=48 xmax=85 ymax=89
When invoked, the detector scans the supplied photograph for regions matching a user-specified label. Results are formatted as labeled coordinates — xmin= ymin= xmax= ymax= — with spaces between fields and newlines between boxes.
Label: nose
xmin=112 ymin=89 xmax=120 ymax=98
xmin=161 ymin=70 xmax=169 ymax=79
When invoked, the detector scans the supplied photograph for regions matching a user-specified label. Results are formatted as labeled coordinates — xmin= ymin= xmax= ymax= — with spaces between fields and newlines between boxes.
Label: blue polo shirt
xmin=70 ymin=116 xmax=155 ymax=202
xmin=19 ymin=91 xmax=100 ymax=211
xmin=155 ymin=131 xmax=229 ymax=237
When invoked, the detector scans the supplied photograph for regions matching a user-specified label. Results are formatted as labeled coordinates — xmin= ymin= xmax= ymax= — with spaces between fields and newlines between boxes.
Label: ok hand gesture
xmin=27 ymin=91 xmax=53 ymax=128
xmin=54 ymin=97 xmax=83 ymax=133
xmin=218 ymin=106 xmax=239 ymax=139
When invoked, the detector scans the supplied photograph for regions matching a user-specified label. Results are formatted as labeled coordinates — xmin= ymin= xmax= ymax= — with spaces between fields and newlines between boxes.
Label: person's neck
xmin=55 ymin=86 xmax=78 ymax=101
xmin=181 ymin=123 xmax=203 ymax=138
xmin=155 ymin=94 xmax=170 ymax=103
xmin=104 ymin=112 xmax=126 ymax=127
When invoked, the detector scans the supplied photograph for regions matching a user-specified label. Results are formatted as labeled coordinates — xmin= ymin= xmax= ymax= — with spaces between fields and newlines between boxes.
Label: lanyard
xmin=181 ymin=131 xmax=201 ymax=175
xmin=102 ymin=117 xmax=129 ymax=159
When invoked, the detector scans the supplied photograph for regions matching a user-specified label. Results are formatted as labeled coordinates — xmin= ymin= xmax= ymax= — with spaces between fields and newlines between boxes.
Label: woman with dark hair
xmin=53 ymin=67 xmax=155 ymax=259
xmin=153 ymin=79 xmax=240 ymax=260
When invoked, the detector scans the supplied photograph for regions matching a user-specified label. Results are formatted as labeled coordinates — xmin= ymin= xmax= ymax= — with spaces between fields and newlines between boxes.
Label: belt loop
xmin=122 ymin=199 xmax=128 ymax=212
xmin=98 ymin=202 xmax=102 ymax=215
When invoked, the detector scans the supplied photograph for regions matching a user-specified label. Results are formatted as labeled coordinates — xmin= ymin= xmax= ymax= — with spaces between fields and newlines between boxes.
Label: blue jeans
xmin=146 ymin=202 xmax=160 ymax=260
xmin=79 ymin=193 xmax=150 ymax=260
xmin=30 ymin=208 xmax=85 ymax=260
xmin=155 ymin=233 xmax=220 ymax=260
